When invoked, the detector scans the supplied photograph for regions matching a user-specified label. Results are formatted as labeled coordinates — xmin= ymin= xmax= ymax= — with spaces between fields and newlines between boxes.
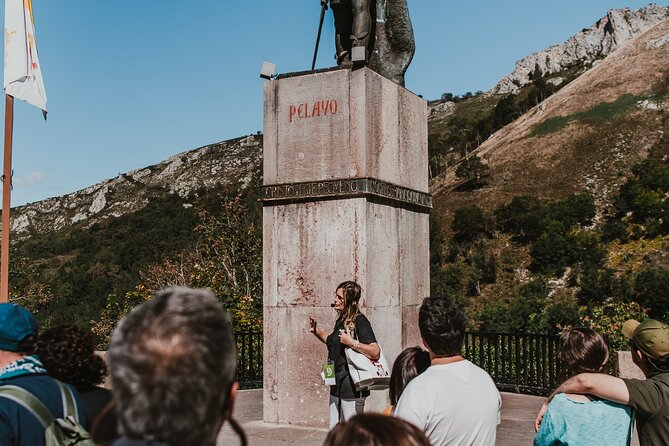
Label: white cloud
xmin=13 ymin=171 xmax=44 ymax=187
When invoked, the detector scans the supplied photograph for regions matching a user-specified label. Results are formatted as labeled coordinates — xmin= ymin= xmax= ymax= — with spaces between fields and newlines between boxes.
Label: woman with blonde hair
xmin=309 ymin=281 xmax=381 ymax=428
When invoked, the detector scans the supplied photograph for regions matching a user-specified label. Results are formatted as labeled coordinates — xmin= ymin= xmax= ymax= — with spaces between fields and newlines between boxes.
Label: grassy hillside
xmin=9 ymin=17 xmax=669 ymax=349
xmin=428 ymin=18 xmax=669 ymax=346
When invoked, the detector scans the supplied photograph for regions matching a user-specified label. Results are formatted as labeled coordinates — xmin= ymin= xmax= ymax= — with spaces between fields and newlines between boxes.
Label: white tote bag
xmin=345 ymin=344 xmax=390 ymax=391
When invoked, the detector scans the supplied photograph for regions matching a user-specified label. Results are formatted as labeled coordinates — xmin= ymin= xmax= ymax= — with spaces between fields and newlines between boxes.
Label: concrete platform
xmin=218 ymin=389 xmax=546 ymax=445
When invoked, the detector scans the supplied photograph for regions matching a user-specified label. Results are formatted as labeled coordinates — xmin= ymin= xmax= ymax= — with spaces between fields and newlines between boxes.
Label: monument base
xmin=262 ymin=67 xmax=429 ymax=427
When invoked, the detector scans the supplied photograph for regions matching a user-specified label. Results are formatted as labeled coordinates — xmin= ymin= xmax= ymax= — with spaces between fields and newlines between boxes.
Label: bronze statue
xmin=320 ymin=0 xmax=415 ymax=86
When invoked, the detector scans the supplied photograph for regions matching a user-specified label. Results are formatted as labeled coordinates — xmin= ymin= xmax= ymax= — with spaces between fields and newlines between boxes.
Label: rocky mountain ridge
xmin=432 ymin=14 xmax=669 ymax=214
xmin=10 ymin=135 xmax=262 ymax=238
xmin=490 ymin=4 xmax=669 ymax=94
xmin=9 ymin=4 xmax=669 ymax=240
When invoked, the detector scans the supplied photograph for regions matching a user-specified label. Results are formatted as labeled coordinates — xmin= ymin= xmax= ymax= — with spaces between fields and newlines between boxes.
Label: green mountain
xmin=5 ymin=6 xmax=669 ymax=346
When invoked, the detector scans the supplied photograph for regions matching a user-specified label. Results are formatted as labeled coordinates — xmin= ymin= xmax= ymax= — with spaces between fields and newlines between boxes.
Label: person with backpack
xmin=0 ymin=303 xmax=90 ymax=446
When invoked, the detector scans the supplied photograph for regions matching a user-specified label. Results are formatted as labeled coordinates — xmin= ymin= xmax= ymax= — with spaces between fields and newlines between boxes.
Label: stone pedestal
xmin=261 ymin=67 xmax=429 ymax=427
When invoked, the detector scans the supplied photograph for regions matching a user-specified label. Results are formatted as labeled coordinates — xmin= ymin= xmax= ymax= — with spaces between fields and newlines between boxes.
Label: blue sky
xmin=3 ymin=1 xmax=666 ymax=206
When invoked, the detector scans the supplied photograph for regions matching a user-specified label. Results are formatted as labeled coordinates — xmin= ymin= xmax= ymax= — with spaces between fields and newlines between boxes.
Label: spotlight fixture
xmin=260 ymin=61 xmax=276 ymax=80
xmin=351 ymin=47 xmax=366 ymax=63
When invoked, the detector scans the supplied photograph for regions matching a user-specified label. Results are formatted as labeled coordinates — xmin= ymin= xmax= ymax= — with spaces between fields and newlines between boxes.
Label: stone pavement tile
xmin=219 ymin=420 xmax=326 ymax=446
xmin=218 ymin=389 xmax=558 ymax=445
xmin=497 ymin=419 xmax=534 ymax=446
xmin=497 ymin=393 xmax=544 ymax=445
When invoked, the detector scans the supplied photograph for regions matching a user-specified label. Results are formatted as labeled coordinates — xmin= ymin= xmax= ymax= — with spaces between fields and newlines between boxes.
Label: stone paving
xmin=218 ymin=389 xmax=547 ymax=445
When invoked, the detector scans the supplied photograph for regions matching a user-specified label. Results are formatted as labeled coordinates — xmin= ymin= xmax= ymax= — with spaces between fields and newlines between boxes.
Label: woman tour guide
xmin=309 ymin=280 xmax=381 ymax=429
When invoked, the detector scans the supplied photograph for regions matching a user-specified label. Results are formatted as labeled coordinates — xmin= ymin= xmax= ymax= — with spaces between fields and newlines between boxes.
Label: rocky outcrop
xmin=490 ymin=4 xmax=669 ymax=94
xmin=9 ymin=135 xmax=262 ymax=238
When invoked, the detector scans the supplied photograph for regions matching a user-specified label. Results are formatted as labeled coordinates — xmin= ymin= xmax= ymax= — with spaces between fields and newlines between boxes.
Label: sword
xmin=311 ymin=1 xmax=328 ymax=71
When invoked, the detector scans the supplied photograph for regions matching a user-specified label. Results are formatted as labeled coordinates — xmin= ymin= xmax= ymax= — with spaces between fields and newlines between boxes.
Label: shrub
xmin=455 ymin=155 xmax=490 ymax=188
xmin=495 ymin=196 xmax=546 ymax=242
xmin=530 ymin=221 xmax=570 ymax=276
xmin=602 ymin=220 xmax=629 ymax=243
xmin=581 ymin=301 xmax=648 ymax=351
xmin=508 ymin=279 xmax=549 ymax=333
xmin=633 ymin=269 xmax=669 ymax=319
xmin=567 ymin=229 xmax=606 ymax=269
xmin=451 ymin=204 xmax=489 ymax=245
xmin=548 ymin=194 xmax=596 ymax=229
xmin=476 ymin=299 xmax=512 ymax=332
xmin=430 ymin=265 xmax=464 ymax=300
xmin=577 ymin=267 xmax=615 ymax=306
xmin=545 ymin=293 xmax=581 ymax=333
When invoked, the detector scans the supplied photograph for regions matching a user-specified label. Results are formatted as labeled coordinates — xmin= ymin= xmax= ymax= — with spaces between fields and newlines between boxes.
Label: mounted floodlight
xmin=351 ymin=47 xmax=366 ymax=63
xmin=260 ymin=61 xmax=276 ymax=80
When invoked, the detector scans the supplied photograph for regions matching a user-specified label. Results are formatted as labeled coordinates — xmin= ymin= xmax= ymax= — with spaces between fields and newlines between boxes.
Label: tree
xmin=455 ymin=155 xmax=490 ymax=188
xmin=633 ymin=269 xmax=669 ymax=319
xmin=495 ymin=196 xmax=546 ymax=242
xmin=451 ymin=204 xmax=489 ymax=244
xmin=440 ymin=92 xmax=455 ymax=102
xmin=530 ymin=221 xmax=570 ymax=276
xmin=91 ymin=193 xmax=263 ymax=347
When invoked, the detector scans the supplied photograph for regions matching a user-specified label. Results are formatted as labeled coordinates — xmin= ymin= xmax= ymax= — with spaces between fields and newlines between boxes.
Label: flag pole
xmin=1 ymin=94 xmax=14 ymax=302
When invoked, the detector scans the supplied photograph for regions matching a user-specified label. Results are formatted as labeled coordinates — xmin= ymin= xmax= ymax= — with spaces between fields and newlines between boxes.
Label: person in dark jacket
xmin=35 ymin=324 xmax=118 ymax=445
xmin=0 ymin=303 xmax=88 ymax=446
xmin=107 ymin=287 xmax=245 ymax=446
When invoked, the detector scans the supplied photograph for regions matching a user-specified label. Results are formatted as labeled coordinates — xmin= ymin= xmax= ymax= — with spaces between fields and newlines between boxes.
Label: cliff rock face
xmin=10 ymin=135 xmax=262 ymax=238
xmin=490 ymin=4 xmax=669 ymax=94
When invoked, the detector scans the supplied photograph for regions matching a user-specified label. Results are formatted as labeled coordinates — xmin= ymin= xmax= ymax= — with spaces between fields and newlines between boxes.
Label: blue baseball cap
xmin=0 ymin=303 xmax=37 ymax=352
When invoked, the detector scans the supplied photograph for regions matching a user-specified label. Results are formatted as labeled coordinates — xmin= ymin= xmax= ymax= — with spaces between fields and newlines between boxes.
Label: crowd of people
xmin=0 ymin=282 xmax=666 ymax=446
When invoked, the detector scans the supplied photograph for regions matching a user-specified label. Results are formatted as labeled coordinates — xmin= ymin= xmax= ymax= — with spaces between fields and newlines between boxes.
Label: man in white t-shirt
xmin=395 ymin=297 xmax=501 ymax=446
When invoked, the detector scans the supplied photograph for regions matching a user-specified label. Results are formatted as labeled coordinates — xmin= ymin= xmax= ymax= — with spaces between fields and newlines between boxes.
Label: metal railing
xmin=463 ymin=332 xmax=561 ymax=396
xmin=235 ymin=331 xmax=263 ymax=389
xmin=235 ymin=331 xmax=563 ymax=395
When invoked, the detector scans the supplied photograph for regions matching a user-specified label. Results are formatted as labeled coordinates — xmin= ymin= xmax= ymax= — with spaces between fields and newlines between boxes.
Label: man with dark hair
xmin=0 ymin=303 xmax=88 ymax=445
xmin=395 ymin=297 xmax=501 ymax=445
xmin=108 ymin=287 xmax=244 ymax=446
xmin=536 ymin=318 xmax=669 ymax=446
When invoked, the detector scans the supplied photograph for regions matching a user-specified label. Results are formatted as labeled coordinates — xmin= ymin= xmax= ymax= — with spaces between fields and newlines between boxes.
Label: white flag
xmin=4 ymin=0 xmax=47 ymax=114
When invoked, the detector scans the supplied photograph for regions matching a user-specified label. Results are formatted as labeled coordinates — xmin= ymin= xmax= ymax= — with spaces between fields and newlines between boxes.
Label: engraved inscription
xmin=261 ymin=178 xmax=431 ymax=209
xmin=288 ymin=99 xmax=338 ymax=123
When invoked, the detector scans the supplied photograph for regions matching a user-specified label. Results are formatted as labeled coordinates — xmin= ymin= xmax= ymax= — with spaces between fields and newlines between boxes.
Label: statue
xmin=321 ymin=0 xmax=415 ymax=86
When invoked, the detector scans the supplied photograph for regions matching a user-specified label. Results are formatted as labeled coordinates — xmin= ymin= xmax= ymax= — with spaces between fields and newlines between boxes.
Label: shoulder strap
xmin=55 ymin=380 xmax=79 ymax=421
xmin=627 ymin=410 xmax=636 ymax=446
xmin=0 ymin=385 xmax=53 ymax=428
xmin=352 ymin=316 xmax=359 ymax=341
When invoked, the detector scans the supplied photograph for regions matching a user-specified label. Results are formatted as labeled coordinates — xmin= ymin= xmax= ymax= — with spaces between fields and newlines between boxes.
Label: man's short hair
xmin=108 ymin=287 xmax=236 ymax=445
xmin=418 ymin=297 xmax=467 ymax=356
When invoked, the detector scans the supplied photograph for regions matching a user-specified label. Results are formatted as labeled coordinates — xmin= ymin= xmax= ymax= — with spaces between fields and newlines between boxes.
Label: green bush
xmin=495 ymin=196 xmax=546 ymax=242
xmin=601 ymin=220 xmax=628 ymax=243
xmin=455 ymin=155 xmax=490 ymax=189
xmin=508 ymin=279 xmax=550 ymax=333
xmin=430 ymin=265 xmax=464 ymax=300
xmin=581 ymin=301 xmax=648 ymax=351
xmin=567 ymin=229 xmax=606 ymax=269
xmin=545 ymin=293 xmax=581 ymax=333
xmin=476 ymin=300 xmax=512 ymax=332
xmin=548 ymin=194 xmax=596 ymax=229
xmin=451 ymin=204 xmax=490 ymax=245
xmin=633 ymin=269 xmax=669 ymax=319
xmin=530 ymin=222 xmax=570 ymax=276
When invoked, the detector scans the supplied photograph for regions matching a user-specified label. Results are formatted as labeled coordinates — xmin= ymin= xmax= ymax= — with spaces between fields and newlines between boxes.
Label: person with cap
xmin=535 ymin=318 xmax=669 ymax=446
xmin=0 ymin=302 xmax=88 ymax=445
